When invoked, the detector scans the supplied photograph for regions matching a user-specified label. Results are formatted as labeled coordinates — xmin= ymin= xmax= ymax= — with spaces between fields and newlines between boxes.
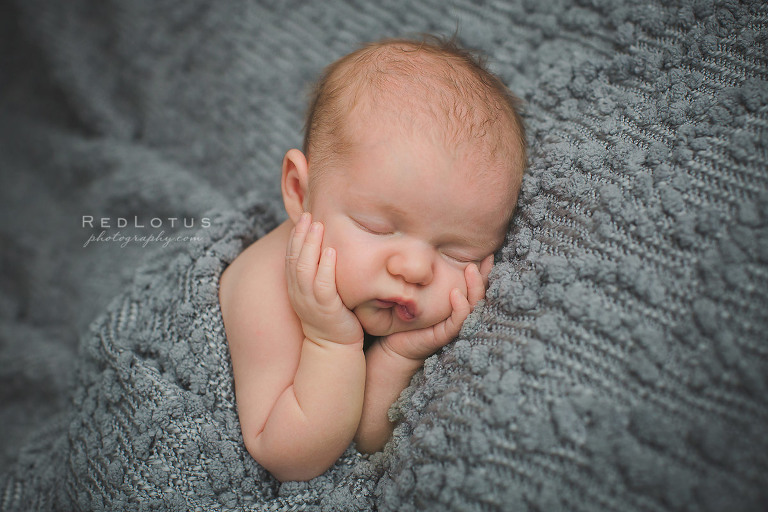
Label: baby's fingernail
xmin=300 ymin=212 xmax=310 ymax=224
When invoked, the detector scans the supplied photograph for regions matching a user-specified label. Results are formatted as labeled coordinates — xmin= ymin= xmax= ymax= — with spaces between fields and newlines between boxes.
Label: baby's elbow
xmin=354 ymin=437 xmax=384 ymax=456
xmin=244 ymin=435 xmax=334 ymax=482
xmin=267 ymin=460 xmax=331 ymax=483
xmin=354 ymin=423 xmax=393 ymax=455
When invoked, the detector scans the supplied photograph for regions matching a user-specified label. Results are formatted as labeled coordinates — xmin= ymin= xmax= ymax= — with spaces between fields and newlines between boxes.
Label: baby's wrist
xmin=300 ymin=319 xmax=364 ymax=348
xmin=303 ymin=330 xmax=364 ymax=349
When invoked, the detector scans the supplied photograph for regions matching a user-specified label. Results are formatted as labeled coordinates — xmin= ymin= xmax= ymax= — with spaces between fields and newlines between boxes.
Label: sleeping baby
xmin=219 ymin=36 xmax=526 ymax=482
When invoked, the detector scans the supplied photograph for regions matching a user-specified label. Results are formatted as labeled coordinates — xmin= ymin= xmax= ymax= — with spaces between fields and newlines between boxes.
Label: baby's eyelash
xmin=441 ymin=252 xmax=478 ymax=264
xmin=353 ymin=218 xmax=393 ymax=236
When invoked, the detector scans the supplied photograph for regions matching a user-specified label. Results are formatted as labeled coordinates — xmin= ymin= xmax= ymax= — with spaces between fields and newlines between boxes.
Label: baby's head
xmin=303 ymin=36 xmax=526 ymax=199
xmin=281 ymin=36 xmax=527 ymax=336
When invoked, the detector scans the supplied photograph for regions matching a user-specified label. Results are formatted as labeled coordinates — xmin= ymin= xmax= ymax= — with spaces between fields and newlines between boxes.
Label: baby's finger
xmin=285 ymin=213 xmax=311 ymax=289
xmin=479 ymin=255 xmax=493 ymax=287
xmin=434 ymin=288 xmax=470 ymax=344
xmin=465 ymin=263 xmax=486 ymax=307
xmin=295 ymin=221 xmax=324 ymax=294
xmin=314 ymin=247 xmax=338 ymax=305
xmin=286 ymin=213 xmax=311 ymax=265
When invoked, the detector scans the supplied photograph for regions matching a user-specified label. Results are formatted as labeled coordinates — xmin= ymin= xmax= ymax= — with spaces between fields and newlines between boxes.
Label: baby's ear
xmin=281 ymin=149 xmax=310 ymax=224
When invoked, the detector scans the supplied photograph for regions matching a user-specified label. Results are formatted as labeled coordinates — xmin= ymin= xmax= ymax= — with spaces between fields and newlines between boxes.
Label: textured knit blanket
xmin=1 ymin=0 xmax=767 ymax=510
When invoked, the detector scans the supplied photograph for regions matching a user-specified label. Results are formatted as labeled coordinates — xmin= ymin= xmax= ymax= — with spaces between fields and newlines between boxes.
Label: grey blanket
xmin=1 ymin=0 xmax=767 ymax=510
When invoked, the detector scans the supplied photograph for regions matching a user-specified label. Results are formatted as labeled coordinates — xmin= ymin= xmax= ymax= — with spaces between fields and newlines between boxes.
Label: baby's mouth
xmin=375 ymin=299 xmax=417 ymax=322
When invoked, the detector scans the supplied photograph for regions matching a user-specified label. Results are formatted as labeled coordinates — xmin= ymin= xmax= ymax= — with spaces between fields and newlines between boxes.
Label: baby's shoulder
xmin=220 ymin=220 xmax=304 ymax=398
xmin=219 ymin=221 xmax=296 ymax=336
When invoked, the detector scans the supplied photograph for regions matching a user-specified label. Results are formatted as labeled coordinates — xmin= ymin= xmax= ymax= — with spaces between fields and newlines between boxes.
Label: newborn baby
xmin=219 ymin=36 xmax=526 ymax=481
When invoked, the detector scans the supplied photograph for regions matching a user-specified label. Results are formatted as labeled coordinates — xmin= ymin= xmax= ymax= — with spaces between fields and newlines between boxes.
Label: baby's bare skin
xmin=219 ymin=137 xmax=499 ymax=480
xmin=219 ymin=38 xmax=524 ymax=482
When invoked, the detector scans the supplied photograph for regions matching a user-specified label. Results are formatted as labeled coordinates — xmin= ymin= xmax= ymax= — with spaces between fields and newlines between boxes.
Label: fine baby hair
xmin=302 ymin=35 xmax=527 ymax=188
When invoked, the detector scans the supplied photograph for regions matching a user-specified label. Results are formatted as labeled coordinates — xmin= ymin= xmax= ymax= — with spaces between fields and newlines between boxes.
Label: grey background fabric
xmin=1 ymin=0 xmax=767 ymax=510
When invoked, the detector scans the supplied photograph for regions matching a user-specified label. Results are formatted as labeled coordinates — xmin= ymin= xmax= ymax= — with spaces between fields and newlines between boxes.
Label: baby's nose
xmin=387 ymin=244 xmax=434 ymax=286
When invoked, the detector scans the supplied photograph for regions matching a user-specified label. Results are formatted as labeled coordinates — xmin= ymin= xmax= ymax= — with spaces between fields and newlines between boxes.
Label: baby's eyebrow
xmin=350 ymin=193 xmax=406 ymax=217
xmin=444 ymin=231 xmax=499 ymax=253
xmin=378 ymin=202 xmax=409 ymax=218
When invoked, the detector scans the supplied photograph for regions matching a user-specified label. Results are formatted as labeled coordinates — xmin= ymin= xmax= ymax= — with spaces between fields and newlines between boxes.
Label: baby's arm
xmin=223 ymin=214 xmax=366 ymax=481
xmin=354 ymin=259 xmax=491 ymax=453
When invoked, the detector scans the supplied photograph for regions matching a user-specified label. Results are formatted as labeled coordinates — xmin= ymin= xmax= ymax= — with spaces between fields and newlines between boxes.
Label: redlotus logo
xmin=82 ymin=216 xmax=211 ymax=248
xmin=82 ymin=216 xmax=211 ymax=229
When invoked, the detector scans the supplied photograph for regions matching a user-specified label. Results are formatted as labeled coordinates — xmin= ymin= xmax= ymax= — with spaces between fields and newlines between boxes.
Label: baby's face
xmin=306 ymin=123 xmax=518 ymax=337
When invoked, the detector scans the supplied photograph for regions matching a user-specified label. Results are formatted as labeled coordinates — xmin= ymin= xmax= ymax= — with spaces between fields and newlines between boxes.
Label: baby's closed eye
xmin=351 ymin=217 xmax=394 ymax=236
xmin=439 ymin=250 xmax=484 ymax=266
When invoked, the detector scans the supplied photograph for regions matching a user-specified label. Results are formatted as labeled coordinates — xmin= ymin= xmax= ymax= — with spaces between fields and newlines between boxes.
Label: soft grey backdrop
xmin=1 ymin=0 xmax=767 ymax=510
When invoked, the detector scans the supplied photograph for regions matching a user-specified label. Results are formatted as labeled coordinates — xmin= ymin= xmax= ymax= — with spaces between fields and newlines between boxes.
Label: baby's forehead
xmin=308 ymin=39 xmax=526 ymax=191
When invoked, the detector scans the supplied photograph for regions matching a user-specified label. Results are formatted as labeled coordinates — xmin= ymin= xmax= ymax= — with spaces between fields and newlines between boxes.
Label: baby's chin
xmin=352 ymin=300 xmax=452 ymax=338
xmin=357 ymin=314 xmax=439 ymax=338
xmin=362 ymin=325 xmax=403 ymax=338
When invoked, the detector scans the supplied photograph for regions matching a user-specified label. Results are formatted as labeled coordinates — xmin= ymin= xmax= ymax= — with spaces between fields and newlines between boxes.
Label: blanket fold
xmin=3 ymin=201 xmax=381 ymax=511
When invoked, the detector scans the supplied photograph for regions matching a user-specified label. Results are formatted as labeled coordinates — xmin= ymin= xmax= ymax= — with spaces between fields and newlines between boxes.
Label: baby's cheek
xmin=445 ymin=265 xmax=470 ymax=297
xmin=335 ymin=273 xmax=364 ymax=310
xmin=431 ymin=270 xmax=467 ymax=320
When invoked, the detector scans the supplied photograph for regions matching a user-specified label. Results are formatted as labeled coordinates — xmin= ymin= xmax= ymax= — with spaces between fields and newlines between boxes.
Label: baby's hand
xmin=286 ymin=213 xmax=364 ymax=346
xmin=380 ymin=256 xmax=492 ymax=361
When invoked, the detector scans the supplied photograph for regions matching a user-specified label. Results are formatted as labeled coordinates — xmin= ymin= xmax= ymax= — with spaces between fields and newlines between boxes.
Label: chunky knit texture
xmin=1 ymin=0 xmax=767 ymax=510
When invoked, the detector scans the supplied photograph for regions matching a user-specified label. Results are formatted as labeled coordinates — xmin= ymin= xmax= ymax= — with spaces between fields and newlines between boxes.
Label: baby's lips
xmin=394 ymin=303 xmax=416 ymax=322
xmin=377 ymin=297 xmax=418 ymax=322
